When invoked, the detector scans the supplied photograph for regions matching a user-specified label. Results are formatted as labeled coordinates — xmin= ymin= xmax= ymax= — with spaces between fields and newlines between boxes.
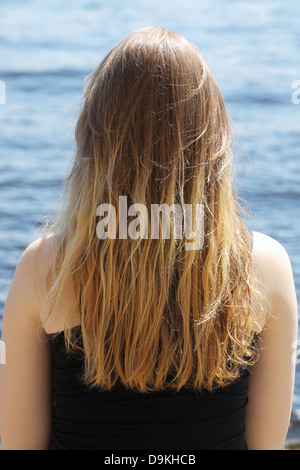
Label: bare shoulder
xmin=20 ymin=233 xmax=54 ymax=277
xmin=245 ymin=231 xmax=298 ymax=449
xmin=252 ymin=231 xmax=294 ymax=291
xmin=251 ymin=231 xmax=297 ymax=329
xmin=0 ymin=234 xmax=54 ymax=449
xmin=18 ymin=233 xmax=54 ymax=267
xmin=11 ymin=234 xmax=56 ymax=318
xmin=252 ymin=231 xmax=291 ymax=259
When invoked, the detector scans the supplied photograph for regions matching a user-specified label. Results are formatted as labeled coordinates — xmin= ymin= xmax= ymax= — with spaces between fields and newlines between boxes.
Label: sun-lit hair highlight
xmin=41 ymin=26 xmax=262 ymax=392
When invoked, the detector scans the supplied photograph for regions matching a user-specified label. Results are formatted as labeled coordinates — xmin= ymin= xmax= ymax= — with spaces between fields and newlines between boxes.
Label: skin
xmin=245 ymin=232 xmax=298 ymax=450
xmin=0 ymin=231 xmax=298 ymax=450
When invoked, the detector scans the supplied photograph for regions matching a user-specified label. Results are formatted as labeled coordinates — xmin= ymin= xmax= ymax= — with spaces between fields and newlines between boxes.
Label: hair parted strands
xmin=41 ymin=26 xmax=262 ymax=393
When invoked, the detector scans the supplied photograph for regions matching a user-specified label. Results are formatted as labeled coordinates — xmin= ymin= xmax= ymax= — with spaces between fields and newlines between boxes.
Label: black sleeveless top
xmin=47 ymin=231 xmax=254 ymax=450
xmin=48 ymin=328 xmax=249 ymax=450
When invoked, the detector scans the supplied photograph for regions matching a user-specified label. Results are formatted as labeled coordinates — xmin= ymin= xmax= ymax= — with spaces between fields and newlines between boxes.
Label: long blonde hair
xmin=41 ymin=26 xmax=259 ymax=392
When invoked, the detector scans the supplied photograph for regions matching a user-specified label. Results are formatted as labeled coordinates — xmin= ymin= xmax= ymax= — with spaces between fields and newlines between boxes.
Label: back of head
xmin=43 ymin=26 xmax=258 ymax=393
xmin=77 ymin=26 xmax=231 ymax=207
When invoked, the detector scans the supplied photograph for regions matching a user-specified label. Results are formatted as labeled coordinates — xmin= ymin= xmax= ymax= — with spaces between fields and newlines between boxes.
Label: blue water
xmin=0 ymin=0 xmax=300 ymax=417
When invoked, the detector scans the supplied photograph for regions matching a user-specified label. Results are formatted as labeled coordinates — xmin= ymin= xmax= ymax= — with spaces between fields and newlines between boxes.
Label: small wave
xmin=0 ymin=68 xmax=91 ymax=79
xmin=226 ymin=93 xmax=286 ymax=106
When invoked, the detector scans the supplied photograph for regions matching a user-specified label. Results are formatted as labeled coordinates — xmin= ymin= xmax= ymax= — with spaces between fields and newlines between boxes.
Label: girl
xmin=0 ymin=26 xmax=298 ymax=450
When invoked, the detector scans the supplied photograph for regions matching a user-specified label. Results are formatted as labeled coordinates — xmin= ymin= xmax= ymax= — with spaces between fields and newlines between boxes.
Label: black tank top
xmin=47 ymin=231 xmax=254 ymax=450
